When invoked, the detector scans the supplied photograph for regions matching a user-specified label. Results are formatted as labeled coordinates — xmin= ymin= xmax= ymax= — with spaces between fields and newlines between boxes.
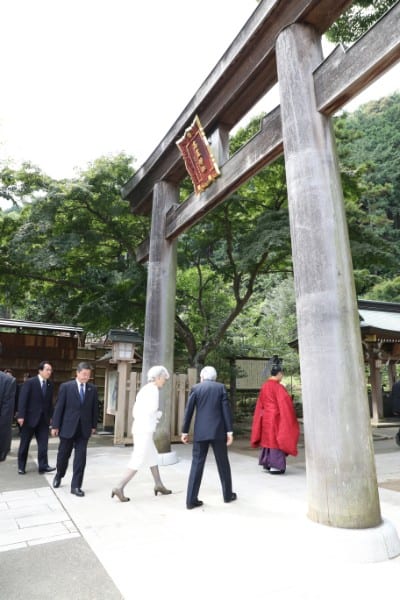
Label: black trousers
xmin=18 ymin=414 xmax=50 ymax=471
xmin=186 ymin=439 xmax=233 ymax=506
xmin=56 ymin=424 xmax=89 ymax=489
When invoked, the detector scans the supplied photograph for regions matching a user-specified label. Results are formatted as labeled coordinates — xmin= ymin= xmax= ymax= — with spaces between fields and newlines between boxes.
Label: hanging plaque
xmin=176 ymin=115 xmax=220 ymax=194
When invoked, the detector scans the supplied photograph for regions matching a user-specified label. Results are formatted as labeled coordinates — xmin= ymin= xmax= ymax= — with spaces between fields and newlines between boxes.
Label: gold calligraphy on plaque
xmin=176 ymin=115 xmax=220 ymax=194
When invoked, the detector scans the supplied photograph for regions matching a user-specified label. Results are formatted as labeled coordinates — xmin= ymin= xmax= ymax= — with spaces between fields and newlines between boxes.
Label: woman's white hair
xmin=147 ymin=365 xmax=170 ymax=382
xmin=200 ymin=366 xmax=217 ymax=381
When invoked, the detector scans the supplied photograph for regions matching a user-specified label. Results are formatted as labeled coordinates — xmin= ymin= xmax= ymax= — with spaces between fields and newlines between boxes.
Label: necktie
xmin=79 ymin=383 xmax=85 ymax=403
xmin=41 ymin=380 xmax=46 ymax=396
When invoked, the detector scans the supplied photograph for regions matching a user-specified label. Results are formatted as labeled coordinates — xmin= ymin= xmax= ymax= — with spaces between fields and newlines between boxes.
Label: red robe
xmin=250 ymin=378 xmax=299 ymax=456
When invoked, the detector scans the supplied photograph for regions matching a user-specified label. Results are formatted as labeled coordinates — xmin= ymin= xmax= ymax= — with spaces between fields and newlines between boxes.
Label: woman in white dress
xmin=111 ymin=365 xmax=172 ymax=502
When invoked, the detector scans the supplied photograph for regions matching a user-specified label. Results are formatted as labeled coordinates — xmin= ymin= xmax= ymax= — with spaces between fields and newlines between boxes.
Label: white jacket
xmin=131 ymin=382 xmax=162 ymax=434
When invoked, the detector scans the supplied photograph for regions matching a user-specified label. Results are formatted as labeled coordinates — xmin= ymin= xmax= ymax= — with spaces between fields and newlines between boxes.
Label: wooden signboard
xmin=176 ymin=115 xmax=220 ymax=193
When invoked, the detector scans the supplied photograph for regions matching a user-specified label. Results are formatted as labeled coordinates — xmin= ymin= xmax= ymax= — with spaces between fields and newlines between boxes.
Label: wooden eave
xmin=358 ymin=299 xmax=400 ymax=314
xmin=0 ymin=318 xmax=83 ymax=335
xmin=360 ymin=325 xmax=400 ymax=342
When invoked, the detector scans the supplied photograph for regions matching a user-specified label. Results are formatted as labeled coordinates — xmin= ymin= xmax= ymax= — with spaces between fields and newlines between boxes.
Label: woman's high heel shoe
xmin=154 ymin=485 xmax=172 ymax=496
xmin=111 ymin=487 xmax=130 ymax=502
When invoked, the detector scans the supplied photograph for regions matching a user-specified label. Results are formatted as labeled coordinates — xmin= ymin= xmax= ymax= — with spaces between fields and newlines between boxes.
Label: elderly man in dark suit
xmin=181 ymin=365 xmax=237 ymax=509
xmin=51 ymin=362 xmax=99 ymax=497
xmin=0 ymin=370 xmax=17 ymax=462
xmin=17 ymin=361 xmax=55 ymax=474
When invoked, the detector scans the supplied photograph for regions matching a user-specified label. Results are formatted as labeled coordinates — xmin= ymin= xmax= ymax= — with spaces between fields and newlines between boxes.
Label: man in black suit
xmin=51 ymin=362 xmax=99 ymax=497
xmin=181 ymin=365 xmax=236 ymax=509
xmin=391 ymin=379 xmax=400 ymax=446
xmin=17 ymin=361 xmax=55 ymax=474
xmin=0 ymin=370 xmax=17 ymax=462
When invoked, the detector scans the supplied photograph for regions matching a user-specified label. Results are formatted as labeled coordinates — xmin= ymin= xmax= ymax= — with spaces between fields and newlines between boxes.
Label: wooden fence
xmin=104 ymin=368 xmax=197 ymax=445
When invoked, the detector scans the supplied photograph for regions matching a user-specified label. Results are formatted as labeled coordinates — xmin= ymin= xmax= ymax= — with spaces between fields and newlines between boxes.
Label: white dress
xmin=127 ymin=382 xmax=162 ymax=469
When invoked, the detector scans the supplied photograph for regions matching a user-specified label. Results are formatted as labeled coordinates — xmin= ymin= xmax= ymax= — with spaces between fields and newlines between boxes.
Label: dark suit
xmin=391 ymin=380 xmax=400 ymax=415
xmin=17 ymin=375 xmax=53 ymax=471
xmin=182 ymin=379 xmax=234 ymax=505
xmin=0 ymin=372 xmax=17 ymax=462
xmin=52 ymin=380 xmax=99 ymax=489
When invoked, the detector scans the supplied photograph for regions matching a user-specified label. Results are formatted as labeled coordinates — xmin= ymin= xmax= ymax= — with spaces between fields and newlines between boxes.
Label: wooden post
xmin=174 ymin=373 xmax=187 ymax=438
xmin=142 ymin=181 xmax=178 ymax=454
xmin=388 ymin=361 xmax=396 ymax=389
xmin=127 ymin=370 xmax=139 ymax=438
xmin=113 ymin=361 xmax=129 ymax=445
xmin=369 ymin=355 xmax=383 ymax=423
xmin=210 ymin=125 xmax=230 ymax=166
xmin=276 ymin=24 xmax=381 ymax=528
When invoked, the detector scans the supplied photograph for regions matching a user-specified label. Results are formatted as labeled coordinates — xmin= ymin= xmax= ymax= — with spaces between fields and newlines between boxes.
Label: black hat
xmin=271 ymin=365 xmax=283 ymax=376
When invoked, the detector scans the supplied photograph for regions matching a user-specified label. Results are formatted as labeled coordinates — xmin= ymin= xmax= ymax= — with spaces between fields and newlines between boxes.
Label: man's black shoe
xmin=187 ymin=500 xmax=203 ymax=510
xmin=39 ymin=466 xmax=56 ymax=474
xmin=395 ymin=431 xmax=400 ymax=447
xmin=18 ymin=469 xmax=26 ymax=475
xmin=53 ymin=474 xmax=61 ymax=488
xmin=71 ymin=488 xmax=85 ymax=497
xmin=224 ymin=492 xmax=237 ymax=503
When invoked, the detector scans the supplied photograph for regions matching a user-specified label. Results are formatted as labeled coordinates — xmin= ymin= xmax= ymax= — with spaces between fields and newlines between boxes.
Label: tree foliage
xmin=0 ymin=154 xmax=148 ymax=336
xmin=326 ymin=0 xmax=397 ymax=44
xmin=334 ymin=94 xmax=400 ymax=298
xmin=336 ymin=94 xmax=400 ymax=229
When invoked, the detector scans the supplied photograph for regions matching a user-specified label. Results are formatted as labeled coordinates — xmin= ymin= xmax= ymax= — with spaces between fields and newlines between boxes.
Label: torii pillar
xmin=142 ymin=180 xmax=178 ymax=463
xmin=276 ymin=23 xmax=399 ymax=557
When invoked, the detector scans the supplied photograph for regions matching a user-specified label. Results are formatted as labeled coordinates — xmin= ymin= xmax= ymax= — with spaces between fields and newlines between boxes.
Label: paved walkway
xmin=1 ymin=428 xmax=400 ymax=600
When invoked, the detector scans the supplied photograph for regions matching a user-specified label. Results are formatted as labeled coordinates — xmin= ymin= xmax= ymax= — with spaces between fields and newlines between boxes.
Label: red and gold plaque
xmin=176 ymin=115 xmax=220 ymax=193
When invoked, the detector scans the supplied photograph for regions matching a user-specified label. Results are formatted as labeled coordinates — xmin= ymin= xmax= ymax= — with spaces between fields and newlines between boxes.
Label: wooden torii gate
xmin=122 ymin=0 xmax=400 ymax=542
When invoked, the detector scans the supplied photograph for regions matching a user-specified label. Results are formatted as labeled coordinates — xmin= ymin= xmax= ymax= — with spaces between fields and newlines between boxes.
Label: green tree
xmin=0 ymin=154 xmax=148 ymax=335
xmin=333 ymin=94 xmax=400 ymax=297
xmin=336 ymin=94 xmax=400 ymax=230
xmin=326 ymin=1 xmax=397 ymax=44
xmin=368 ymin=277 xmax=400 ymax=303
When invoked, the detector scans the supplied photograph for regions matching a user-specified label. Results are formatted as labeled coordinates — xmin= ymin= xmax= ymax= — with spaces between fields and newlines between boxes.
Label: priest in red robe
xmin=250 ymin=364 xmax=299 ymax=474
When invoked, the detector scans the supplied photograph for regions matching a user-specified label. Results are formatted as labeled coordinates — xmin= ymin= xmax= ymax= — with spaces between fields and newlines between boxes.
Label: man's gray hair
xmin=200 ymin=366 xmax=217 ymax=381
xmin=147 ymin=365 xmax=170 ymax=382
